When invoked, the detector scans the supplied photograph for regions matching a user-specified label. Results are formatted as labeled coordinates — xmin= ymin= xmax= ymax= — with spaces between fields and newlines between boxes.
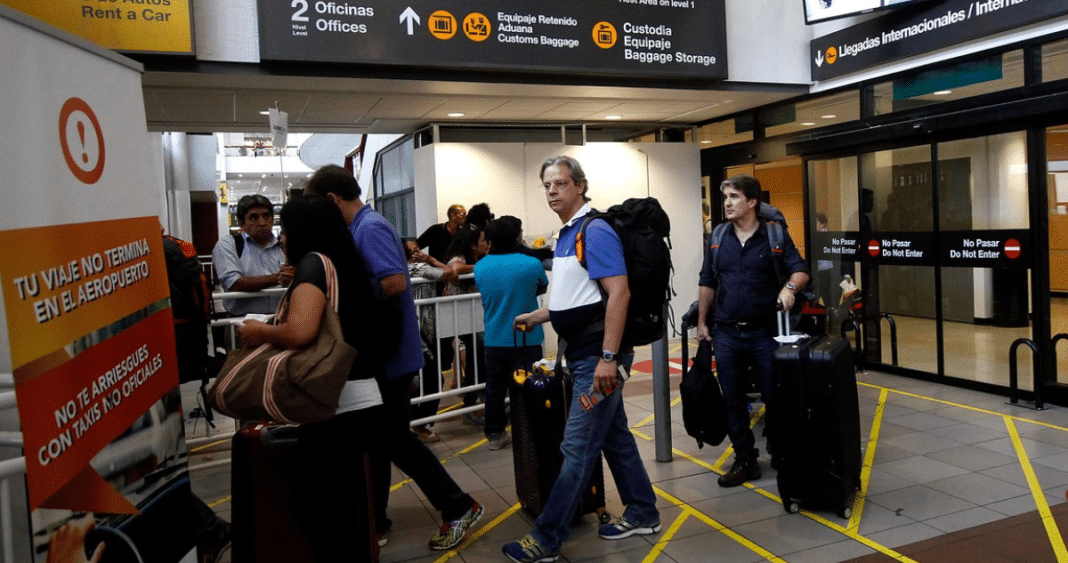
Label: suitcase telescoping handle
xmin=777 ymin=302 xmax=790 ymax=338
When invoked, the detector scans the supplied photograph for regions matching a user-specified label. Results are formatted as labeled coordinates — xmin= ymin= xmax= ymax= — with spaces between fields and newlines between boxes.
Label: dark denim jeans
xmin=483 ymin=345 xmax=542 ymax=437
xmin=712 ymin=324 xmax=778 ymax=459
xmin=530 ymin=354 xmax=659 ymax=553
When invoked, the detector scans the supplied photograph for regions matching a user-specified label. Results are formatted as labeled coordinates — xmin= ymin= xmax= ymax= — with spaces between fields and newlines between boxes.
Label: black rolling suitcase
xmin=231 ymin=423 xmax=379 ymax=563
xmin=771 ymin=313 xmax=862 ymax=518
xmin=510 ymin=356 xmax=609 ymax=523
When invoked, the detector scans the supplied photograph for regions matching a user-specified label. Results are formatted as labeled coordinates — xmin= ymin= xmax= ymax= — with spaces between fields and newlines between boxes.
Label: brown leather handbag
xmin=208 ymin=253 xmax=356 ymax=424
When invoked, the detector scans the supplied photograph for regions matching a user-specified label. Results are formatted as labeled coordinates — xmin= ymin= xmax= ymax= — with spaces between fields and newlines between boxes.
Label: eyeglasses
xmin=543 ymin=179 xmax=574 ymax=191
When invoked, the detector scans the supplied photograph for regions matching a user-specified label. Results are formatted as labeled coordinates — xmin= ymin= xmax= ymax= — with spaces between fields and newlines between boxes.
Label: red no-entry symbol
xmin=1004 ymin=238 xmax=1021 ymax=259
xmin=867 ymin=239 xmax=880 ymax=257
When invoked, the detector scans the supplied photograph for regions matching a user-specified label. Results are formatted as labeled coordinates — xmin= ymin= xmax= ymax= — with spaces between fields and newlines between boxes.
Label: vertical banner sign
xmin=1 ymin=7 xmax=195 ymax=562
xmin=1 ymin=0 xmax=194 ymax=54
xmin=0 ymin=219 xmax=175 ymax=513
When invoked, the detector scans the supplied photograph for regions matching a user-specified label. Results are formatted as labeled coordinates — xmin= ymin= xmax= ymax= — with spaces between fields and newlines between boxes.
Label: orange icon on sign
xmin=826 ymin=46 xmax=838 ymax=64
xmin=429 ymin=10 xmax=456 ymax=40
xmin=463 ymin=12 xmax=490 ymax=42
xmin=593 ymin=21 xmax=616 ymax=49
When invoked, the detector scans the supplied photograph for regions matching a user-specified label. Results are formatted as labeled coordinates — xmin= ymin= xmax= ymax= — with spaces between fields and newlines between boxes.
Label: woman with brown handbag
xmin=237 ymin=194 xmax=384 ymax=561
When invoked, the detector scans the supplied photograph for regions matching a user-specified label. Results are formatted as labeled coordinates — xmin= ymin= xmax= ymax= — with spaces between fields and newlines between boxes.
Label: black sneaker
xmin=718 ymin=457 xmax=761 ymax=487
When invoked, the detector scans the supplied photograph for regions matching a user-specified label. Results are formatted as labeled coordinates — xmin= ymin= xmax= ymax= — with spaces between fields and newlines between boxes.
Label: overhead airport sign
xmin=1 ymin=0 xmax=194 ymax=54
xmin=257 ymin=0 xmax=727 ymax=80
xmin=810 ymin=0 xmax=1068 ymax=81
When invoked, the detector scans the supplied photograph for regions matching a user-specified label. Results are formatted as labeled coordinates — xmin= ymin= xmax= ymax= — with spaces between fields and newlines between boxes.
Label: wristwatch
xmin=784 ymin=282 xmax=797 ymax=293
xmin=601 ymin=350 xmax=618 ymax=363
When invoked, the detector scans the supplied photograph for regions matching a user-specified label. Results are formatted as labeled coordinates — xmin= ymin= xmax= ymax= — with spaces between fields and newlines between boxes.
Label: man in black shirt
xmin=696 ymin=175 xmax=809 ymax=488
xmin=417 ymin=204 xmax=466 ymax=263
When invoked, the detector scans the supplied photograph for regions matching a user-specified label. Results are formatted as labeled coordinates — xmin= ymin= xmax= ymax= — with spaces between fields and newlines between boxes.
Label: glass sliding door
xmin=1050 ymin=123 xmax=1068 ymax=385
xmin=939 ymin=132 xmax=1032 ymax=387
xmin=860 ymin=146 xmax=937 ymax=372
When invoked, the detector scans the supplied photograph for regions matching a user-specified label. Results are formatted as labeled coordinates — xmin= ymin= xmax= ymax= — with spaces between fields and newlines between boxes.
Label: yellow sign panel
xmin=0 ymin=216 xmax=170 ymax=370
xmin=463 ymin=12 xmax=490 ymax=42
xmin=2 ymin=0 xmax=193 ymax=54
xmin=429 ymin=10 xmax=457 ymax=40
xmin=593 ymin=22 xmax=616 ymax=49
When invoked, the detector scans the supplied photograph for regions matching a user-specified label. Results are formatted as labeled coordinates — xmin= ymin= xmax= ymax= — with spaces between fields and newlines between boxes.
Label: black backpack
xmin=679 ymin=339 xmax=728 ymax=449
xmin=576 ymin=197 xmax=673 ymax=348
xmin=163 ymin=236 xmax=209 ymax=384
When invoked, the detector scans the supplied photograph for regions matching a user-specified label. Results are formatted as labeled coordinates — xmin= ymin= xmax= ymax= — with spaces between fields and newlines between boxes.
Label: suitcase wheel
xmin=783 ymin=500 xmax=800 ymax=514
xmin=839 ymin=506 xmax=852 ymax=519
xmin=597 ymin=508 xmax=611 ymax=524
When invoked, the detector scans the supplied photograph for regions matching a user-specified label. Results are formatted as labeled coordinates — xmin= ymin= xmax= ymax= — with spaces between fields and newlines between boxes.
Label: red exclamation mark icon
xmin=77 ymin=121 xmax=88 ymax=164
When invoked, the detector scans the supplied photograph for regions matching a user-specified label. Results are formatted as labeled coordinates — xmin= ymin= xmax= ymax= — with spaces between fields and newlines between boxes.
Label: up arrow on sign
xmin=400 ymin=7 xmax=420 ymax=36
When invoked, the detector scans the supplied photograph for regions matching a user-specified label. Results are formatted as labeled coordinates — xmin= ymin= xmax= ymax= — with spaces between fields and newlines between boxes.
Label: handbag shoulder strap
xmin=310 ymin=252 xmax=341 ymax=313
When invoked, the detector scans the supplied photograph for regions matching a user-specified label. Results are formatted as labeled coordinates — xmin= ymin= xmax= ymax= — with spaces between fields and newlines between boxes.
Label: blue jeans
xmin=484 ymin=345 xmax=542 ymax=437
xmin=712 ymin=324 xmax=778 ymax=459
xmin=530 ymin=354 xmax=659 ymax=553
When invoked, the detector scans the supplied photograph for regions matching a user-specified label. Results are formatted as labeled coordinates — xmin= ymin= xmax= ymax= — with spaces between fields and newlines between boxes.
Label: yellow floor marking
xmin=651 ymin=486 xmax=787 ymax=562
xmin=432 ymin=503 xmax=523 ymax=562
xmin=857 ymin=381 xmax=1068 ymax=432
xmin=636 ymin=396 xmax=682 ymax=428
xmin=1004 ymin=416 xmax=1068 ymax=563
xmin=208 ymin=495 xmax=231 ymax=509
xmin=641 ymin=510 xmax=691 ymax=563
xmin=849 ymin=387 xmax=888 ymax=531
xmin=659 ymin=415 xmax=920 ymax=562
xmin=189 ymin=438 xmax=230 ymax=453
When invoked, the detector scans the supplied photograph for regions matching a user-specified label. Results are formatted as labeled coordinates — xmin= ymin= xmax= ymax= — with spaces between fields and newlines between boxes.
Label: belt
xmin=716 ymin=319 xmax=772 ymax=332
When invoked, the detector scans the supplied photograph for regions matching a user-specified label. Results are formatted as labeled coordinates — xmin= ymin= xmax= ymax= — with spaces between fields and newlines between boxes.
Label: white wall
xmin=725 ymin=0 xmax=813 ymax=84
xmin=415 ymin=142 xmax=703 ymax=348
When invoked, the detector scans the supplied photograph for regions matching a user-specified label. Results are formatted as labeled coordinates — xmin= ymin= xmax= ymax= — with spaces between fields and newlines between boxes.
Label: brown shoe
xmin=718 ymin=456 xmax=761 ymax=487
xmin=413 ymin=425 xmax=440 ymax=443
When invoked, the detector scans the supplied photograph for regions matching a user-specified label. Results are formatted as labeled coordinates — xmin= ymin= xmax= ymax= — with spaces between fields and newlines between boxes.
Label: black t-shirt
xmin=290 ymin=253 xmax=375 ymax=380
xmin=416 ymin=222 xmax=454 ymax=263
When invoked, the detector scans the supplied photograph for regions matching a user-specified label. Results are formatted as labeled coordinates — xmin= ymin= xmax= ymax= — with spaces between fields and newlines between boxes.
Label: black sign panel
xmin=258 ymin=0 xmax=727 ymax=79
xmin=810 ymin=0 xmax=1068 ymax=81
xmin=862 ymin=232 xmax=937 ymax=265
xmin=812 ymin=231 xmax=862 ymax=262
xmin=941 ymin=230 xmax=1029 ymax=268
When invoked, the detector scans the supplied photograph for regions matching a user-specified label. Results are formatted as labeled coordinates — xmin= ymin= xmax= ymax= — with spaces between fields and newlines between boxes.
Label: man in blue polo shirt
xmin=696 ymin=175 xmax=809 ymax=488
xmin=474 ymin=217 xmax=548 ymax=451
xmin=502 ymin=156 xmax=660 ymax=563
xmin=304 ymin=165 xmax=483 ymax=552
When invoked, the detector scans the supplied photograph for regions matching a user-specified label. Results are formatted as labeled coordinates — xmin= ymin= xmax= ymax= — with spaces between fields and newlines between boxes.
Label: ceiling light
xmin=259 ymin=110 xmax=270 ymax=115
xmin=261 ymin=174 xmax=266 ymax=178
xmin=933 ymin=90 xmax=953 ymax=95
xmin=605 ymin=115 xmax=623 ymax=120
xmin=801 ymin=122 xmax=816 ymax=126
xmin=700 ymin=140 xmax=712 ymax=144
xmin=447 ymin=112 xmax=466 ymax=118
xmin=821 ymin=114 xmax=837 ymax=119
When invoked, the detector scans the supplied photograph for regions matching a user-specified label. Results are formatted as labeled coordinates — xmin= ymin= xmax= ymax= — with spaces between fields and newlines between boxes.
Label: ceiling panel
xmin=140 ymin=70 xmax=808 ymax=134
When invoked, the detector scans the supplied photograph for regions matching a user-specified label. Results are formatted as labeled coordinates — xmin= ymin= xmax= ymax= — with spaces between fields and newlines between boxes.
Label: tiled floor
xmin=184 ymin=338 xmax=1068 ymax=562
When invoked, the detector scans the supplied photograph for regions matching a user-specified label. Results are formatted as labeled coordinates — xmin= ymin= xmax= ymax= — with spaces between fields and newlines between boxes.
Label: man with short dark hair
xmin=474 ymin=217 xmax=548 ymax=451
xmin=418 ymin=204 xmax=466 ymax=263
xmin=696 ymin=175 xmax=809 ymax=487
xmin=503 ymin=156 xmax=659 ymax=563
xmin=304 ymin=165 xmax=483 ymax=552
xmin=211 ymin=194 xmax=292 ymax=315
